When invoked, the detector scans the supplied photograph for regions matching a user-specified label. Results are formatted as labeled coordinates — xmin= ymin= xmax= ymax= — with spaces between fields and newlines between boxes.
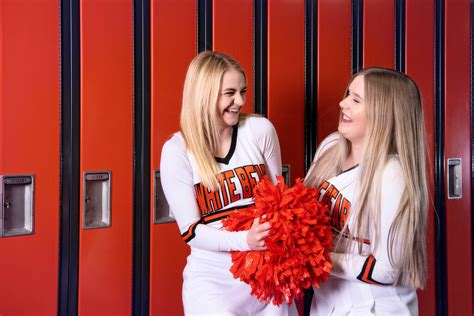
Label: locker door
xmin=363 ymin=0 xmax=395 ymax=68
xmin=79 ymin=0 xmax=134 ymax=314
xmin=0 ymin=1 xmax=60 ymax=314
xmin=444 ymin=0 xmax=472 ymax=314
xmin=405 ymin=0 xmax=436 ymax=314
xmin=268 ymin=0 xmax=305 ymax=185
xmin=150 ymin=1 xmax=195 ymax=315
xmin=317 ymin=0 xmax=352 ymax=143
xmin=213 ymin=0 xmax=254 ymax=114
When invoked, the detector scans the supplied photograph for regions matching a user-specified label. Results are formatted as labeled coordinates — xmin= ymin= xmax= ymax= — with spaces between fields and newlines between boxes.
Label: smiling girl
xmin=305 ymin=68 xmax=428 ymax=315
xmin=160 ymin=51 xmax=297 ymax=316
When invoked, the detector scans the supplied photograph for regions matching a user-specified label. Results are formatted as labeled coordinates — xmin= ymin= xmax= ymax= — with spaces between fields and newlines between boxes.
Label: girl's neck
xmin=344 ymin=141 xmax=363 ymax=169
xmin=216 ymin=126 xmax=233 ymax=157
xmin=220 ymin=125 xmax=233 ymax=140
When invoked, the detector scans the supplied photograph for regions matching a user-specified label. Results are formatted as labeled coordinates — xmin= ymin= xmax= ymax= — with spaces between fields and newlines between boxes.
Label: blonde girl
xmin=306 ymin=68 xmax=428 ymax=315
xmin=161 ymin=51 xmax=297 ymax=316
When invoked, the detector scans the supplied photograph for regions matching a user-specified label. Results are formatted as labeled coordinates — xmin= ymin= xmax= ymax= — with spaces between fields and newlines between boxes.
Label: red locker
xmin=444 ymin=0 xmax=472 ymax=315
xmin=0 ymin=0 xmax=60 ymax=314
xmin=363 ymin=0 xmax=395 ymax=68
xmin=317 ymin=0 xmax=352 ymax=143
xmin=405 ymin=0 xmax=436 ymax=314
xmin=150 ymin=1 xmax=195 ymax=315
xmin=268 ymin=0 xmax=305 ymax=184
xmin=213 ymin=0 xmax=254 ymax=114
xmin=79 ymin=0 xmax=134 ymax=314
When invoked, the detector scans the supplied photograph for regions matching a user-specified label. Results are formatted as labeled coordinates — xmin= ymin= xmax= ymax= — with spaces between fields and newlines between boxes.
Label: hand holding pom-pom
xmin=247 ymin=218 xmax=271 ymax=251
xmin=222 ymin=176 xmax=333 ymax=306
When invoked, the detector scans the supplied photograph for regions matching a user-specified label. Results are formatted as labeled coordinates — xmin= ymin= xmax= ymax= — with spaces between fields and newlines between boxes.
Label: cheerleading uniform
xmin=161 ymin=116 xmax=297 ymax=316
xmin=308 ymin=132 xmax=418 ymax=316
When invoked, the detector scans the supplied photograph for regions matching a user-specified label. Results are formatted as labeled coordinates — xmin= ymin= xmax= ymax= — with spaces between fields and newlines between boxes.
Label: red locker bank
xmin=0 ymin=0 xmax=472 ymax=316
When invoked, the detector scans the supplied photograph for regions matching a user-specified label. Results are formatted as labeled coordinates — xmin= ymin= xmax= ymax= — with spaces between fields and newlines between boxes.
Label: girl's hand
xmin=247 ymin=218 xmax=271 ymax=251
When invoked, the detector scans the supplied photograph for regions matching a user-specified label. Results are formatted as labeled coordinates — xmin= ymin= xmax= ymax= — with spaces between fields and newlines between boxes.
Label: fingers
xmin=253 ymin=243 xmax=267 ymax=251
xmin=248 ymin=217 xmax=271 ymax=251
xmin=252 ymin=218 xmax=271 ymax=232
xmin=252 ymin=237 xmax=267 ymax=250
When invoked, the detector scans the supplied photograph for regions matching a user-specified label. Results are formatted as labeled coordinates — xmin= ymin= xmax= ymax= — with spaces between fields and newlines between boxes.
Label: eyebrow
xmin=222 ymin=86 xmax=247 ymax=92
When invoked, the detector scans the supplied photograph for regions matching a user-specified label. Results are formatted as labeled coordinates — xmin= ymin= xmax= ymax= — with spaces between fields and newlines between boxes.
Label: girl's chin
xmin=223 ymin=113 xmax=239 ymax=124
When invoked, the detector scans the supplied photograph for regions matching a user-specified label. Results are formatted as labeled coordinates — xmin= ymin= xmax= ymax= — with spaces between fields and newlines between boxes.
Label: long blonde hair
xmin=180 ymin=51 xmax=247 ymax=190
xmin=305 ymin=68 xmax=428 ymax=288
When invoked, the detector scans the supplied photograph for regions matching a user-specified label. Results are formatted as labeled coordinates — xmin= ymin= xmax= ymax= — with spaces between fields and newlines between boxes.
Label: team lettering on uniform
xmin=317 ymin=180 xmax=351 ymax=234
xmin=194 ymin=164 xmax=267 ymax=216
xmin=318 ymin=180 xmax=371 ymax=245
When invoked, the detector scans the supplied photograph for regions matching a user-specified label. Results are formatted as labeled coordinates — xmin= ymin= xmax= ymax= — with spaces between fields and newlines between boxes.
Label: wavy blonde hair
xmin=305 ymin=68 xmax=428 ymax=288
xmin=180 ymin=51 xmax=247 ymax=191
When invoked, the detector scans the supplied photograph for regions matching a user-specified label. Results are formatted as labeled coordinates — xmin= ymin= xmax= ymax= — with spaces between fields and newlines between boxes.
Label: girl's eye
xmin=353 ymin=99 xmax=359 ymax=103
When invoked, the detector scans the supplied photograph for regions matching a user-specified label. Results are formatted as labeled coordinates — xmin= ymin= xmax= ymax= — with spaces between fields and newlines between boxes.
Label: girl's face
xmin=216 ymin=68 xmax=247 ymax=133
xmin=338 ymin=75 xmax=368 ymax=146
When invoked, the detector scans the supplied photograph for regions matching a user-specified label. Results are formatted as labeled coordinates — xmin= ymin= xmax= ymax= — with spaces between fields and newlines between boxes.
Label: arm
xmin=330 ymin=159 xmax=405 ymax=285
xmin=249 ymin=117 xmax=282 ymax=183
xmin=160 ymin=137 xmax=250 ymax=252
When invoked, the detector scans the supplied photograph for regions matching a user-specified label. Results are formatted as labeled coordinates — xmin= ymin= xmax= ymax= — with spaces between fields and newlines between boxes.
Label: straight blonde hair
xmin=180 ymin=51 xmax=247 ymax=191
xmin=305 ymin=68 xmax=428 ymax=288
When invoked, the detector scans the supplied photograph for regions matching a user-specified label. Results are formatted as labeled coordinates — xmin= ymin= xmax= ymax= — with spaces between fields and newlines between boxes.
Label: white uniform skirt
xmin=183 ymin=247 xmax=297 ymax=316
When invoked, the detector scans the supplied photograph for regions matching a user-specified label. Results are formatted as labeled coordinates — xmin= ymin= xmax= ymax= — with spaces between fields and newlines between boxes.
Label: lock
xmin=0 ymin=174 xmax=35 ymax=237
xmin=83 ymin=171 xmax=112 ymax=229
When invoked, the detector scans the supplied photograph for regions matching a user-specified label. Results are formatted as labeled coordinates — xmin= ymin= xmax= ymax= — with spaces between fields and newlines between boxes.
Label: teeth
xmin=343 ymin=114 xmax=351 ymax=121
xmin=228 ymin=108 xmax=240 ymax=113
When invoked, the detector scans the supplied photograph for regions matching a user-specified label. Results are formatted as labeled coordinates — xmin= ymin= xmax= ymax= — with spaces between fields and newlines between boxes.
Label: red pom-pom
xmin=222 ymin=176 xmax=333 ymax=306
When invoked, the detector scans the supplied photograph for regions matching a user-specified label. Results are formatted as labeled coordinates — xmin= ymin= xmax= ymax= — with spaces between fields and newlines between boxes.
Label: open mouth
xmin=224 ymin=106 xmax=241 ymax=115
xmin=341 ymin=113 xmax=352 ymax=123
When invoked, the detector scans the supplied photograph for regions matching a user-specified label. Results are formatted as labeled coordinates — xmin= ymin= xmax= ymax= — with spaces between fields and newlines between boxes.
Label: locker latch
xmin=83 ymin=171 xmax=111 ymax=229
xmin=153 ymin=170 xmax=174 ymax=224
xmin=0 ymin=174 xmax=35 ymax=237
xmin=447 ymin=158 xmax=462 ymax=199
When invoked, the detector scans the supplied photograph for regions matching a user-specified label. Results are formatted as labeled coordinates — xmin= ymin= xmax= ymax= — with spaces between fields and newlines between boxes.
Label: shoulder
xmin=240 ymin=115 xmax=278 ymax=146
xmin=161 ymin=132 xmax=187 ymax=158
xmin=315 ymin=132 xmax=340 ymax=160
xmin=381 ymin=156 xmax=404 ymax=188
xmin=240 ymin=115 xmax=276 ymax=134
xmin=161 ymin=132 xmax=194 ymax=175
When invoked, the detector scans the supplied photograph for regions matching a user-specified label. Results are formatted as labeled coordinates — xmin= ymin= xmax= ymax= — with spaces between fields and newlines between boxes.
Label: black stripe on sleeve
xmin=356 ymin=255 xmax=392 ymax=286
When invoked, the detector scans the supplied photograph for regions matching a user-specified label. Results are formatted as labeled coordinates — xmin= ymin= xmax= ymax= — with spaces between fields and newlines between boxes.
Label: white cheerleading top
xmin=160 ymin=116 xmax=296 ymax=316
xmin=308 ymin=132 xmax=418 ymax=316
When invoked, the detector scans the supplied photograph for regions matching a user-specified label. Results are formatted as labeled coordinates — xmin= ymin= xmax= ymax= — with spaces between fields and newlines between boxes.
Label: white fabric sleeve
xmin=160 ymin=137 xmax=250 ymax=252
xmin=305 ymin=132 xmax=340 ymax=181
xmin=314 ymin=132 xmax=340 ymax=161
xmin=330 ymin=159 xmax=405 ymax=285
xmin=248 ymin=117 xmax=282 ymax=184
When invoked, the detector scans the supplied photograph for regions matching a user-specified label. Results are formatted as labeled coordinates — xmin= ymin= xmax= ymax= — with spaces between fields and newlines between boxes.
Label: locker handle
xmin=83 ymin=171 xmax=111 ymax=229
xmin=0 ymin=174 xmax=35 ymax=237
xmin=153 ymin=170 xmax=175 ymax=224
xmin=447 ymin=158 xmax=462 ymax=199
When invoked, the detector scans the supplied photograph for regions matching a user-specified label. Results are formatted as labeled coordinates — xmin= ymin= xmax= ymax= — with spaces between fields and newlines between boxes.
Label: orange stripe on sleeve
xmin=180 ymin=220 xmax=202 ymax=243
xmin=356 ymin=255 xmax=392 ymax=286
